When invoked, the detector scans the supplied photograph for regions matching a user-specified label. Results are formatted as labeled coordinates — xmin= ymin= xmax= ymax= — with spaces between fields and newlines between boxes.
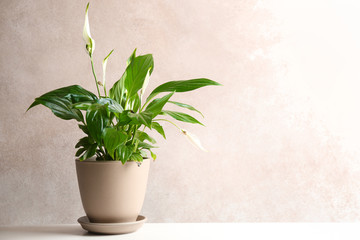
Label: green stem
xmin=103 ymin=85 xmax=107 ymax=98
xmin=90 ymin=56 xmax=101 ymax=97
xmin=127 ymin=125 xmax=133 ymax=136
xmin=131 ymin=125 xmax=138 ymax=145
xmin=125 ymin=98 xmax=129 ymax=110
xmin=140 ymin=95 xmax=155 ymax=111
xmin=154 ymin=118 xmax=181 ymax=130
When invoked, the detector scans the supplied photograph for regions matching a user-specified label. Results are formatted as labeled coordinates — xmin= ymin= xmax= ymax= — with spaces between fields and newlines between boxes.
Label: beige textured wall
xmin=1 ymin=0 xmax=360 ymax=224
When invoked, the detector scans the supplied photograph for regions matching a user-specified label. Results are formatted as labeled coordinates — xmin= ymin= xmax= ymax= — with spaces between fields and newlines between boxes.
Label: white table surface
xmin=1 ymin=223 xmax=359 ymax=240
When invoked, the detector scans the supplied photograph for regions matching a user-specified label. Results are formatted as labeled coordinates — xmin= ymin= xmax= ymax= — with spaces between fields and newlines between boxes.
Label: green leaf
xmin=109 ymin=72 xmax=127 ymax=106
xmin=124 ymin=54 xmax=154 ymax=98
xmin=75 ymin=148 xmax=86 ymax=157
xmin=78 ymin=124 xmax=89 ymax=135
xmin=72 ymin=102 xmax=93 ymax=110
xmin=138 ymin=141 xmax=158 ymax=149
xmin=151 ymin=122 xmax=166 ymax=139
xmin=140 ymin=150 xmax=148 ymax=158
xmin=145 ymin=92 xmax=174 ymax=118
xmin=127 ymin=93 xmax=141 ymax=112
xmin=130 ymin=153 xmax=143 ymax=162
xmin=140 ymin=68 xmax=151 ymax=99
xmin=116 ymin=110 xmax=132 ymax=126
xmin=79 ymin=143 xmax=97 ymax=161
xmin=102 ymin=128 xmax=128 ymax=159
xmin=74 ymin=98 xmax=123 ymax=118
xmin=168 ymin=101 xmax=203 ymax=117
xmin=127 ymin=48 xmax=137 ymax=66
xmin=75 ymin=136 xmax=94 ymax=148
xmin=128 ymin=111 xmax=153 ymax=128
xmin=83 ymin=3 xmax=95 ymax=56
xmin=27 ymin=85 xmax=97 ymax=122
xmin=150 ymin=150 xmax=157 ymax=161
xmin=86 ymin=108 xmax=109 ymax=144
xmin=97 ymin=98 xmax=123 ymax=114
xmin=161 ymin=110 xmax=204 ymax=126
xmin=117 ymin=145 xmax=133 ymax=164
xmin=76 ymin=136 xmax=97 ymax=160
xmin=31 ymin=98 xmax=84 ymax=121
xmin=146 ymin=78 xmax=221 ymax=102
xmin=109 ymin=49 xmax=142 ymax=105
xmin=136 ymin=131 xmax=156 ymax=144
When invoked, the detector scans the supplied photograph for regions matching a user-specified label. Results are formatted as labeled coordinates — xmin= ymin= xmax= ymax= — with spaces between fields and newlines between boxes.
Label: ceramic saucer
xmin=77 ymin=215 xmax=146 ymax=234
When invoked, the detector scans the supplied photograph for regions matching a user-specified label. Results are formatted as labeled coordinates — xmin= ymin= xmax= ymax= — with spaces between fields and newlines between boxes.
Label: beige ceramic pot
xmin=75 ymin=158 xmax=150 ymax=223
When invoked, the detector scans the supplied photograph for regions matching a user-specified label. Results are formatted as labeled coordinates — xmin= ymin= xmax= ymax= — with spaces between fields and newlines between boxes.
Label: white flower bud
xmin=181 ymin=129 xmax=207 ymax=152
xmin=83 ymin=3 xmax=95 ymax=57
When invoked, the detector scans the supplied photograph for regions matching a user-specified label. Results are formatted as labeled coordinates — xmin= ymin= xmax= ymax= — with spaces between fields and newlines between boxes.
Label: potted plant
xmin=27 ymin=3 xmax=220 ymax=234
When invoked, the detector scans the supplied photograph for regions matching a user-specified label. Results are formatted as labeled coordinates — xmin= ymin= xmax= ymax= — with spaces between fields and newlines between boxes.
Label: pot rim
xmin=75 ymin=158 xmax=149 ymax=164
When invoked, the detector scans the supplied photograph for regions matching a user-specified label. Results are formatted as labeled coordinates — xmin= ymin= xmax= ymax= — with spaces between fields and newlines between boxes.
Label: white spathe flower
xmin=181 ymin=129 xmax=207 ymax=152
xmin=83 ymin=3 xmax=95 ymax=56
xmin=102 ymin=49 xmax=114 ymax=87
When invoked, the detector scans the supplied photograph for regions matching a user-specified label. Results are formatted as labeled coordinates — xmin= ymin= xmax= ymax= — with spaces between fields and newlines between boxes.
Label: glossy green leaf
xmin=75 ymin=136 xmax=94 ymax=148
xmin=117 ymin=145 xmax=133 ymax=164
xmin=138 ymin=141 xmax=158 ymax=149
xmin=72 ymin=102 xmax=93 ymax=110
xmin=150 ymin=150 xmax=157 ymax=161
xmin=27 ymin=85 xmax=97 ymax=122
xmin=102 ymin=128 xmax=127 ymax=159
xmin=146 ymin=78 xmax=221 ymax=102
xmin=124 ymin=54 xmax=154 ymax=97
xmin=168 ymin=101 xmax=203 ymax=117
xmin=31 ymin=97 xmax=83 ymax=122
xmin=136 ymin=131 xmax=156 ymax=144
xmin=78 ymin=124 xmax=89 ymax=135
xmin=79 ymin=143 xmax=97 ymax=161
xmin=74 ymin=98 xmax=123 ymax=118
xmin=116 ymin=110 xmax=132 ymax=126
xmin=151 ymin=122 xmax=166 ymax=139
xmin=161 ymin=110 xmax=204 ymax=126
xmin=127 ymin=93 xmax=140 ymax=112
xmin=97 ymin=98 xmax=123 ymax=114
xmin=130 ymin=153 xmax=143 ymax=162
xmin=140 ymin=68 xmax=151 ymax=100
xmin=127 ymin=48 xmax=137 ymax=66
xmin=109 ymin=49 xmax=145 ymax=105
xmin=109 ymin=72 xmax=126 ymax=106
xmin=28 ymin=85 xmax=97 ymax=109
xmin=145 ymin=92 xmax=174 ymax=118
xmin=75 ymin=148 xmax=86 ymax=157
xmin=109 ymin=49 xmax=132 ymax=106
xmin=86 ymin=108 xmax=109 ymax=144
xmin=128 ymin=111 xmax=153 ymax=128
xmin=139 ymin=150 xmax=148 ymax=158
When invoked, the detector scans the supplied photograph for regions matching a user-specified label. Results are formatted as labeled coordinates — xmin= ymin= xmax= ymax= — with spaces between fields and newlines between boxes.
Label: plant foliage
xmin=27 ymin=3 xmax=221 ymax=163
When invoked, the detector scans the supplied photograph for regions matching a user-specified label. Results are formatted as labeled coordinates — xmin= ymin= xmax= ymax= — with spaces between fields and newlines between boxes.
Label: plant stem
xmin=154 ymin=118 xmax=181 ymax=130
xmin=125 ymin=98 xmax=129 ymax=110
xmin=127 ymin=125 xmax=133 ymax=136
xmin=90 ymin=56 xmax=101 ymax=97
xmin=140 ymin=96 xmax=154 ymax=111
xmin=103 ymin=85 xmax=107 ymax=98
xmin=131 ymin=125 xmax=138 ymax=145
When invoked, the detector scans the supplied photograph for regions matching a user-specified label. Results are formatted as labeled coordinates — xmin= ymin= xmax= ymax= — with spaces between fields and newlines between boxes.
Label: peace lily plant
xmin=27 ymin=3 xmax=220 ymax=164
